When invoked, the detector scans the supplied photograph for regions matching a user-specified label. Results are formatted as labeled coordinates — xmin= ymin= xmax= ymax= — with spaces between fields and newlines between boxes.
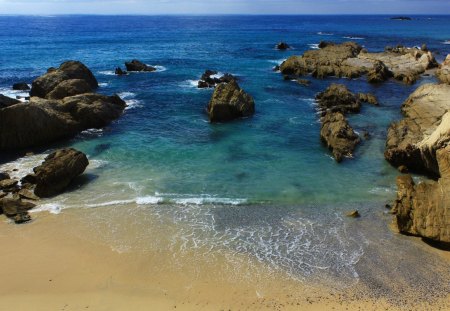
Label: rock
xmin=421 ymin=44 xmax=428 ymax=52
xmin=436 ymin=54 xmax=450 ymax=84
xmin=0 ymin=192 xmax=6 ymax=199
xmin=12 ymin=82 xmax=30 ymax=91
xmin=115 ymin=67 xmax=128 ymax=75
xmin=30 ymin=61 xmax=98 ymax=98
xmin=0 ymin=94 xmax=20 ymax=109
xmin=46 ymin=79 xmax=92 ymax=100
xmin=13 ymin=213 xmax=32 ymax=224
xmin=198 ymin=70 xmax=236 ymax=89
xmin=0 ymin=198 xmax=35 ymax=217
xmin=346 ymin=210 xmax=360 ymax=218
xmin=0 ymin=172 xmax=10 ymax=181
xmin=398 ymin=165 xmax=409 ymax=174
xmin=390 ymin=16 xmax=412 ymax=20
xmin=276 ymin=42 xmax=290 ymax=50
xmin=392 ymin=148 xmax=450 ymax=245
xmin=273 ymin=65 xmax=280 ymax=72
xmin=315 ymin=84 xmax=361 ymax=114
xmin=207 ymin=80 xmax=255 ymax=122
xmin=125 ymin=60 xmax=156 ymax=72
xmin=18 ymin=189 xmax=39 ymax=201
xmin=318 ymin=41 xmax=332 ymax=49
xmin=297 ymin=79 xmax=311 ymax=86
xmin=358 ymin=93 xmax=379 ymax=105
xmin=385 ymin=83 xmax=450 ymax=177
xmin=367 ymin=60 xmax=392 ymax=83
xmin=0 ymin=93 xmax=126 ymax=151
xmin=0 ymin=179 xmax=18 ymax=190
xmin=320 ymin=112 xmax=360 ymax=162
xmin=280 ymin=42 xmax=437 ymax=84
xmin=33 ymin=148 xmax=89 ymax=198
xmin=21 ymin=174 xmax=37 ymax=185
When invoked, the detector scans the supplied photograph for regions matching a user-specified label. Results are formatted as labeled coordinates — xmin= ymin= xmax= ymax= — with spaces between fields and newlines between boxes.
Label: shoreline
xmin=1 ymin=205 xmax=448 ymax=311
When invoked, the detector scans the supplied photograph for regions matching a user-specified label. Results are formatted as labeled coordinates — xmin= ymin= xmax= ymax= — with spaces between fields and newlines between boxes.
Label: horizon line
xmin=1 ymin=13 xmax=450 ymax=17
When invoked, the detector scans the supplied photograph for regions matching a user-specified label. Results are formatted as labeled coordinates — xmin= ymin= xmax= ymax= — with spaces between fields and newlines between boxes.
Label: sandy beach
xmin=1 ymin=206 xmax=449 ymax=311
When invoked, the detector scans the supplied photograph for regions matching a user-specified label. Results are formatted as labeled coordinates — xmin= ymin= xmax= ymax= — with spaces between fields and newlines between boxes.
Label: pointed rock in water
xmin=0 ymin=94 xmax=20 ymax=109
xmin=357 ymin=93 xmax=379 ymax=106
xmin=30 ymin=61 xmax=98 ymax=98
xmin=320 ymin=112 xmax=360 ymax=162
xmin=315 ymin=84 xmax=361 ymax=114
xmin=12 ymin=82 xmax=30 ymax=91
xmin=436 ymin=54 xmax=450 ymax=84
xmin=198 ymin=70 xmax=236 ymax=88
xmin=207 ymin=80 xmax=255 ymax=122
xmin=115 ymin=67 xmax=128 ymax=75
xmin=276 ymin=42 xmax=290 ymax=50
xmin=125 ymin=59 xmax=156 ymax=72
xmin=31 ymin=148 xmax=89 ymax=198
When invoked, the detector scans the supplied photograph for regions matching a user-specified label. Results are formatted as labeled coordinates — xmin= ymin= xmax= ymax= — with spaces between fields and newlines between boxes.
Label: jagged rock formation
xmin=207 ymin=80 xmax=255 ymax=122
xmin=198 ymin=70 xmax=236 ymax=88
xmin=436 ymin=54 xmax=450 ymax=84
xmin=280 ymin=42 xmax=437 ymax=84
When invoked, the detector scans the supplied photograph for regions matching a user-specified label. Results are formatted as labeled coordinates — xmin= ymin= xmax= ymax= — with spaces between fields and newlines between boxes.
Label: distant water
xmin=1 ymin=15 xmax=450 ymax=288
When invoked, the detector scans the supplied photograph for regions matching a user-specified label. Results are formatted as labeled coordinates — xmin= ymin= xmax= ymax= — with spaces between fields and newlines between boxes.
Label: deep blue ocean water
xmin=1 ymin=15 xmax=450 ymax=286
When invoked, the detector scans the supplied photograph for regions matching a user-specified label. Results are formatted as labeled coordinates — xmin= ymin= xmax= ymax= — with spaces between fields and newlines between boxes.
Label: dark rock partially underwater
xmin=125 ymin=59 xmax=156 ymax=72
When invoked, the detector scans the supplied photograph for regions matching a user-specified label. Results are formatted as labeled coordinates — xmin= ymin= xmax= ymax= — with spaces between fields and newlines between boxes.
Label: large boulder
xmin=436 ymin=54 xmax=450 ymax=84
xmin=125 ymin=60 xmax=156 ymax=72
xmin=320 ymin=112 xmax=360 ymax=162
xmin=30 ymin=61 xmax=98 ymax=98
xmin=12 ymin=82 xmax=30 ymax=91
xmin=385 ymin=83 xmax=450 ymax=177
xmin=392 ymin=146 xmax=450 ymax=245
xmin=46 ymin=79 xmax=92 ymax=100
xmin=0 ymin=93 xmax=126 ymax=151
xmin=280 ymin=42 xmax=437 ymax=84
xmin=315 ymin=84 xmax=361 ymax=114
xmin=207 ymin=80 xmax=255 ymax=122
xmin=0 ymin=94 xmax=20 ymax=109
xmin=33 ymin=148 xmax=89 ymax=198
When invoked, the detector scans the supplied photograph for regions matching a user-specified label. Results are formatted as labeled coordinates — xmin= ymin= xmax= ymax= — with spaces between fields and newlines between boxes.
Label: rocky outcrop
xmin=276 ymin=42 xmax=290 ymax=50
xmin=12 ymin=82 xmax=30 ymax=91
xmin=357 ymin=93 xmax=378 ymax=106
xmin=385 ymin=83 xmax=450 ymax=177
xmin=320 ymin=112 xmax=360 ymax=162
xmin=115 ymin=67 xmax=128 ymax=75
xmin=125 ymin=60 xmax=156 ymax=72
xmin=46 ymin=79 xmax=92 ymax=100
xmin=30 ymin=148 xmax=89 ymax=198
xmin=30 ymin=61 xmax=98 ymax=98
xmin=436 ymin=54 xmax=450 ymax=84
xmin=0 ymin=94 xmax=20 ymax=109
xmin=392 ymin=146 xmax=450 ymax=245
xmin=198 ymin=70 xmax=236 ymax=88
xmin=0 ymin=93 xmax=126 ymax=151
xmin=207 ymin=80 xmax=255 ymax=122
xmin=279 ymin=42 xmax=437 ymax=84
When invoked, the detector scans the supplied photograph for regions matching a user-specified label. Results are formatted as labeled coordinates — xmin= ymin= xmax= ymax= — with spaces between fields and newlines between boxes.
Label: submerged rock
xmin=436 ymin=54 xmax=450 ymax=84
xmin=125 ymin=59 xmax=156 ymax=72
xmin=33 ymin=148 xmax=89 ymax=198
xmin=320 ymin=112 xmax=360 ymax=162
xmin=207 ymin=80 xmax=255 ymax=122
xmin=30 ymin=61 xmax=98 ymax=98
xmin=12 ymin=82 xmax=30 ymax=91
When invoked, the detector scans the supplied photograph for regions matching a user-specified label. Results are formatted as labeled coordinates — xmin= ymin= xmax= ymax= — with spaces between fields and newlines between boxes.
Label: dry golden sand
xmin=0 ymin=207 xmax=448 ymax=311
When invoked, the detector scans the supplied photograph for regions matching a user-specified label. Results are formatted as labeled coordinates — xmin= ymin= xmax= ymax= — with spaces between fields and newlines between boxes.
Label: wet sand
xmin=0 ymin=206 xmax=449 ymax=311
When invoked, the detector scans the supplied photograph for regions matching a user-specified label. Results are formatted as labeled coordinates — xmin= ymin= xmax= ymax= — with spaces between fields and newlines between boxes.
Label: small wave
xmin=368 ymin=186 xmax=396 ymax=194
xmin=79 ymin=128 xmax=103 ymax=138
xmin=125 ymin=99 xmax=144 ymax=110
xmin=174 ymin=196 xmax=246 ymax=206
xmin=86 ymin=199 xmax=135 ymax=208
xmin=443 ymin=40 xmax=450 ymax=45
xmin=118 ymin=91 xmax=136 ymax=99
xmin=0 ymin=87 xmax=30 ymax=102
xmin=136 ymin=196 xmax=164 ymax=205
xmin=0 ymin=153 xmax=47 ymax=180
xmin=343 ymin=36 xmax=365 ymax=40
xmin=30 ymin=203 xmax=62 ymax=214
xmin=98 ymin=82 xmax=108 ymax=87
xmin=98 ymin=70 xmax=115 ymax=76
xmin=308 ymin=43 xmax=320 ymax=50
xmin=318 ymin=32 xmax=334 ymax=36
xmin=88 ymin=159 xmax=109 ymax=170
xmin=268 ymin=59 xmax=287 ymax=65
xmin=152 ymin=65 xmax=167 ymax=72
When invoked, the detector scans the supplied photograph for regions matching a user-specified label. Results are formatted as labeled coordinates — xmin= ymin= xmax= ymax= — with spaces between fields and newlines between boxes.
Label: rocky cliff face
xmin=436 ymin=54 xmax=450 ymax=85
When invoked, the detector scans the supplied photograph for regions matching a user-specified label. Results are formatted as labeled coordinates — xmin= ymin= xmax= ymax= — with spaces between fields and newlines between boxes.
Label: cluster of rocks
xmin=197 ymin=70 xmax=236 ymax=88
xmin=0 ymin=148 xmax=89 ymax=223
xmin=115 ymin=59 xmax=156 ymax=75
xmin=279 ymin=41 xmax=437 ymax=84
xmin=316 ymin=84 xmax=378 ymax=162
xmin=0 ymin=61 xmax=126 ymax=151
xmin=385 ymin=80 xmax=450 ymax=246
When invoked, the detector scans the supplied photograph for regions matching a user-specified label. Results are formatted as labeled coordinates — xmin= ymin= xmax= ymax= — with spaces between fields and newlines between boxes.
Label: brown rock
xmin=358 ymin=93 xmax=379 ymax=106
xmin=320 ymin=112 xmax=360 ymax=162
xmin=0 ymin=198 xmax=35 ymax=217
xmin=398 ymin=165 xmax=409 ymax=174
xmin=33 ymin=148 xmax=89 ymax=198
xmin=0 ymin=179 xmax=18 ymax=190
xmin=125 ymin=60 xmax=156 ymax=72
xmin=316 ymin=84 xmax=361 ymax=114
xmin=46 ymin=79 xmax=92 ymax=100
xmin=436 ymin=54 xmax=450 ymax=84
xmin=367 ymin=60 xmax=392 ymax=83
xmin=18 ymin=189 xmax=39 ymax=201
xmin=346 ymin=210 xmax=361 ymax=218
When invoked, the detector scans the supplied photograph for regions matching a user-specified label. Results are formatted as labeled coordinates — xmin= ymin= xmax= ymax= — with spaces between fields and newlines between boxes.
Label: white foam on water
xmin=79 ymin=128 xmax=104 ymax=137
xmin=136 ymin=196 xmax=164 ymax=205
xmin=174 ymin=197 xmax=246 ymax=206
xmin=318 ymin=32 xmax=334 ymax=36
xmin=443 ymin=41 xmax=450 ymax=45
xmin=86 ymin=199 xmax=135 ymax=208
xmin=0 ymin=153 xmax=47 ymax=180
xmin=118 ymin=91 xmax=136 ymax=99
xmin=152 ymin=65 xmax=167 ymax=72
xmin=88 ymin=159 xmax=109 ymax=170
xmin=125 ymin=99 xmax=144 ymax=110
xmin=98 ymin=82 xmax=108 ymax=87
xmin=343 ymin=36 xmax=365 ymax=40
xmin=30 ymin=203 xmax=63 ymax=214
xmin=308 ymin=43 xmax=320 ymax=50
xmin=0 ymin=87 xmax=30 ymax=102
xmin=98 ymin=70 xmax=115 ymax=76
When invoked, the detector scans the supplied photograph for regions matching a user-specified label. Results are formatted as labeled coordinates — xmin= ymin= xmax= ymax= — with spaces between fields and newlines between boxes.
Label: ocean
xmin=1 ymin=15 xmax=450 ymax=290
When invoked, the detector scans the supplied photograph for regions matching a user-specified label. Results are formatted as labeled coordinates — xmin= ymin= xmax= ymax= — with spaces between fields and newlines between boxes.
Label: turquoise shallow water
xmin=1 ymin=15 xmax=450 ymax=288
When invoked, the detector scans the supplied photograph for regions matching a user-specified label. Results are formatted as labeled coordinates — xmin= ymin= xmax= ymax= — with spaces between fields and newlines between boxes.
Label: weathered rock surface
xmin=125 ymin=60 xmax=156 ymax=72
xmin=33 ymin=148 xmax=89 ymax=198
xmin=207 ymin=80 xmax=255 ymax=122
xmin=280 ymin=42 xmax=437 ymax=84
xmin=320 ymin=112 xmax=360 ymax=162
xmin=30 ymin=61 xmax=98 ymax=98
xmin=436 ymin=54 xmax=450 ymax=84
xmin=46 ymin=79 xmax=92 ymax=100
xmin=0 ymin=93 xmax=126 ymax=151
xmin=0 ymin=94 xmax=20 ymax=109
xmin=12 ymin=82 xmax=30 ymax=91
xmin=0 ymin=179 xmax=18 ymax=191
xmin=385 ymin=83 xmax=450 ymax=177
xmin=0 ymin=198 xmax=35 ymax=224
xmin=392 ymin=146 xmax=450 ymax=245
